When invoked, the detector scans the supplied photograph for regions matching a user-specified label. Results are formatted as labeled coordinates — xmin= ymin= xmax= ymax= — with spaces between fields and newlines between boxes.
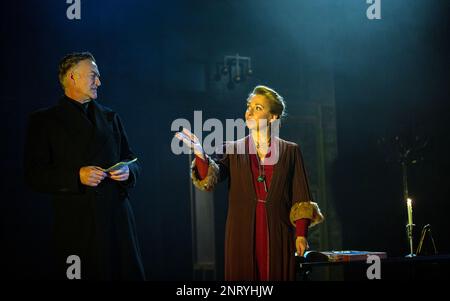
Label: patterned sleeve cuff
xmin=190 ymin=156 xmax=219 ymax=192
xmin=290 ymin=201 xmax=324 ymax=228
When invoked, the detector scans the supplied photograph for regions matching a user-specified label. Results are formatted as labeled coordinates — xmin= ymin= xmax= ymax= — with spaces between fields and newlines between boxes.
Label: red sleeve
xmin=296 ymin=218 xmax=311 ymax=238
xmin=195 ymin=155 xmax=209 ymax=179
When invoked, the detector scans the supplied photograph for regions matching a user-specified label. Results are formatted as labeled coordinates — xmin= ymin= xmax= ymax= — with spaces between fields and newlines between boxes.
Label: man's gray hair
xmin=58 ymin=52 xmax=96 ymax=89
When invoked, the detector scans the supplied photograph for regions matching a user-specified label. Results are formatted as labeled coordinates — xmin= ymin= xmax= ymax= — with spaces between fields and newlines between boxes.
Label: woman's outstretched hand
xmin=174 ymin=128 xmax=206 ymax=160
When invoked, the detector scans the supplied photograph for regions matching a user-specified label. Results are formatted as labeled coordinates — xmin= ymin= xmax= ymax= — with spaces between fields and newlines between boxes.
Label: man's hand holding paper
xmin=104 ymin=158 xmax=138 ymax=182
xmin=108 ymin=165 xmax=130 ymax=182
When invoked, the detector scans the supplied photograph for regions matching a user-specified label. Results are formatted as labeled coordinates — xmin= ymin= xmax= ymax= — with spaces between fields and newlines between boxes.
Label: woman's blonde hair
xmin=249 ymin=85 xmax=287 ymax=119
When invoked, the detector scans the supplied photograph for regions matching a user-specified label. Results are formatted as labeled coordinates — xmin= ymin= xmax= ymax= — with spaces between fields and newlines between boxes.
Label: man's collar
xmin=62 ymin=95 xmax=93 ymax=113
xmin=63 ymin=94 xmax=91 ymax=106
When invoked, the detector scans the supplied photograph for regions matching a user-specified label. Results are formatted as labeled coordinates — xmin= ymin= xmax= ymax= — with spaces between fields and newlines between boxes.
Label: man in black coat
xmin=24 ymin=52 xmax=145 ymax=280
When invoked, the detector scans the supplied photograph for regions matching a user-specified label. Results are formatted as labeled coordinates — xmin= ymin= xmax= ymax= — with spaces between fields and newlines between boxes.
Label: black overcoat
xmin=24 ymin=96 xmax=145 ymax=280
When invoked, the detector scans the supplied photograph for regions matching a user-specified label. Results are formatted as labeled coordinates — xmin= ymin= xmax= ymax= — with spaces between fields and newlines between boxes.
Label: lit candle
xmin=407 ymin=198 xmax=413 ymax=226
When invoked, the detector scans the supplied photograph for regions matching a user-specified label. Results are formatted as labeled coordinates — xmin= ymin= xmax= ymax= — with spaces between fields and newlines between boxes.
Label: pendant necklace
xmin=256 ymin=148 xmax=268 ymax=192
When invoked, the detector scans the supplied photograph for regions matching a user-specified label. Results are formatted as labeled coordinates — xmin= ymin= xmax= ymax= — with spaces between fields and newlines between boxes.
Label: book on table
xmin=303 ymin=250 xmax=387 ymax=263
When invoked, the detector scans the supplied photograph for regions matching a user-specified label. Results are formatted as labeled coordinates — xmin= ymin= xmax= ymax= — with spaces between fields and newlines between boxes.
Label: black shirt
xmin=64 ymin=95 xmax=95 ymax=125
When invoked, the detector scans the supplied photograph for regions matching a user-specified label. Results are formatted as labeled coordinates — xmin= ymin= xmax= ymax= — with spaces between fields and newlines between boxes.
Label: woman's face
xmin=245 ymin=94 xmax=278 ymax=131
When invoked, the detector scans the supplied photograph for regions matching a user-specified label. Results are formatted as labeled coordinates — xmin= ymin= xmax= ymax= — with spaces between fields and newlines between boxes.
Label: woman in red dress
xmin=176 ymin=85 xmax=324 ymax=280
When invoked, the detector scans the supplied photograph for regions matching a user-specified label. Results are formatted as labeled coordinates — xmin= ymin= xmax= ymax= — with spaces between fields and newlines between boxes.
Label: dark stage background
xmin=1 ymin=0 xmax=449 ymax=280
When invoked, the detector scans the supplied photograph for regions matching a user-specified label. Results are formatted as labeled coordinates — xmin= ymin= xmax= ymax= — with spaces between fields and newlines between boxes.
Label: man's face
xmin=71 ymin=59 xmax=101 ymax=100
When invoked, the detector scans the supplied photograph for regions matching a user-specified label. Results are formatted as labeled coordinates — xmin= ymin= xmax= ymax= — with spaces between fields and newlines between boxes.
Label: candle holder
xmin=377 ymin=126 xmax=427 ymax=258
xmin=405 ymin=224 xmax=416 ymax=257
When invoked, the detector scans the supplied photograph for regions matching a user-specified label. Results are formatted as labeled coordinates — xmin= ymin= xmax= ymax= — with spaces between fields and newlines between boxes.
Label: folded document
xmin=103 ymin=158 xmax=138 ymax=172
